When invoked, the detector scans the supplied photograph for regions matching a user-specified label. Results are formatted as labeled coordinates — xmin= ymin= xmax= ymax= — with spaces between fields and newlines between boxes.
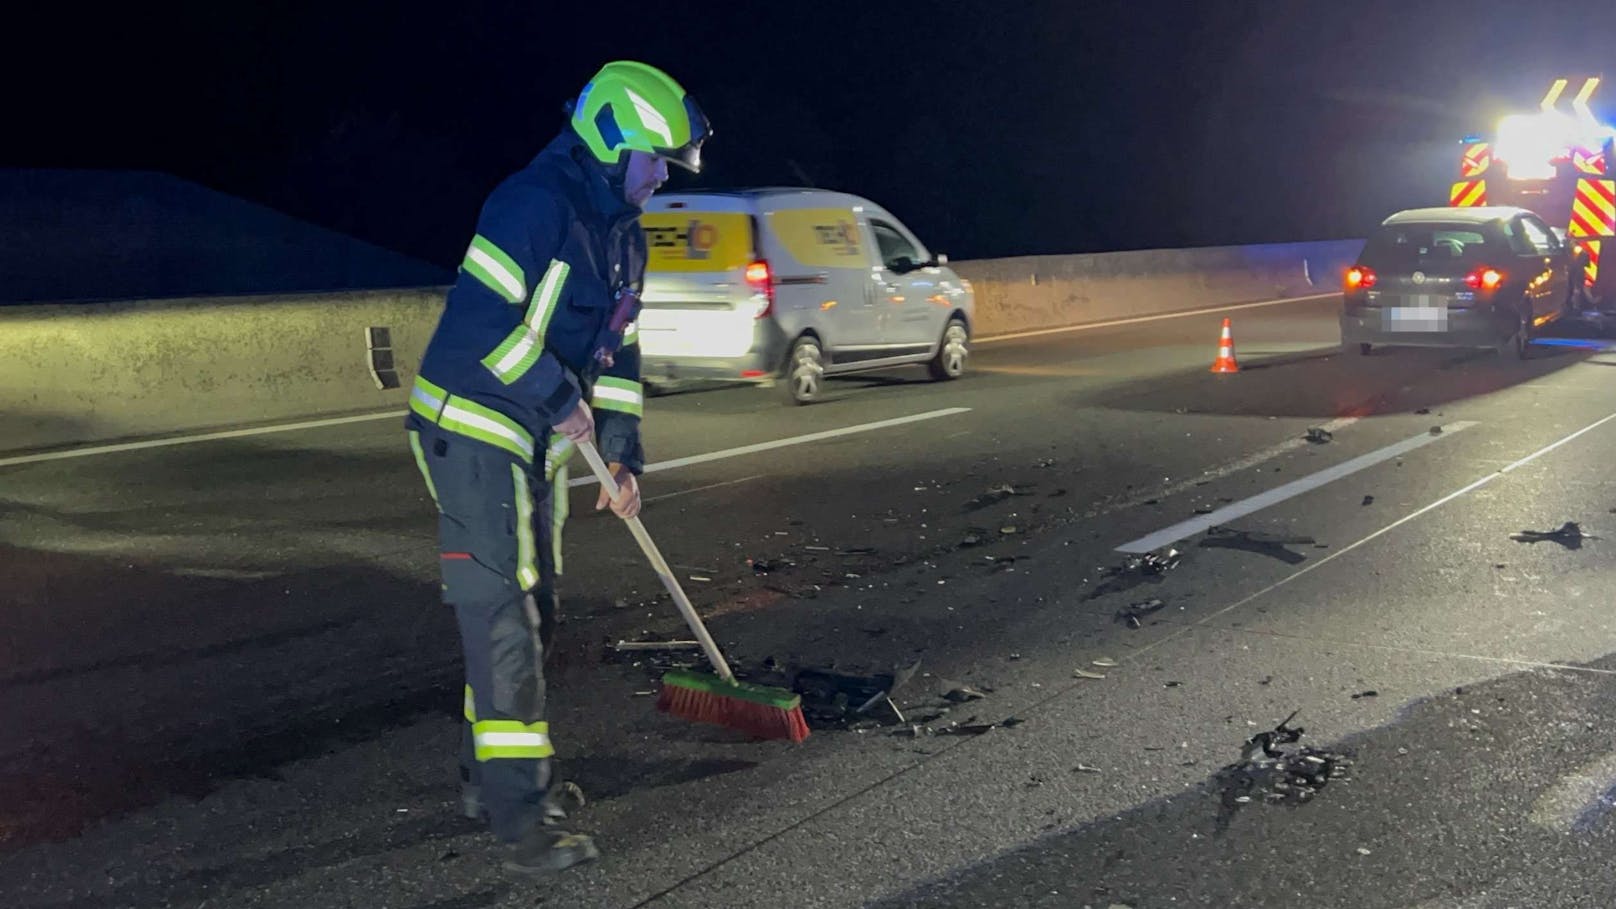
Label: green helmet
xmin=569 ymin=61 xmax=711 ymax=173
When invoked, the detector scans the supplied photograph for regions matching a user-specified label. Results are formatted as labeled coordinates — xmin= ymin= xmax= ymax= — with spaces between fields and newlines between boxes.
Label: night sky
xmin=8 ymin=0 xmax=1613 ymax=266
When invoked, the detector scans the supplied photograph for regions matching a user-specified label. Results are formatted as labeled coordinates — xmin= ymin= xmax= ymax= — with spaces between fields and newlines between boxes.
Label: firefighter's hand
xmin=553 ymin=400 xmax=594 ymax=443
xmin=595 ymin=463 xmax=641 ymax=519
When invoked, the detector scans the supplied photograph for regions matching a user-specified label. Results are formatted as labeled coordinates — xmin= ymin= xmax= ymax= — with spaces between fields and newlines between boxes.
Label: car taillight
xmin=745 ymin=259 xmax=774 ymax=318
xmin=1345 ymin=266 xmax=1377 ymax=291
xmin=1464 ymin=267 xmax=1504 ymax=291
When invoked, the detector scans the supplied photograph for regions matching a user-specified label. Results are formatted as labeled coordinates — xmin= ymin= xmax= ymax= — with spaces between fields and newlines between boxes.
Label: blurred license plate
xmin=1383 ymin=304 xmax=1448 ymax=332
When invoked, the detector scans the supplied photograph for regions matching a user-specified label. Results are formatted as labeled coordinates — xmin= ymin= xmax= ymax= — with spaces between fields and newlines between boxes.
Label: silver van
xmin=636 ymin=188 xmax=975 ymax=403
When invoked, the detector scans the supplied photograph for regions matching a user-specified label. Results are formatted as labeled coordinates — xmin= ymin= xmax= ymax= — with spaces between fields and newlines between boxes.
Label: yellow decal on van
xmin=768 ymin=208 xmax=867 ymax=269
xmin=641 ymin=212 xmax=753 ymax=272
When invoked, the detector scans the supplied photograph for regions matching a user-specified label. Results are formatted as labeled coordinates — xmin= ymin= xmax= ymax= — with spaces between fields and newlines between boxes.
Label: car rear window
xmin=1361 ymin=223 xmax=1501 ymax=270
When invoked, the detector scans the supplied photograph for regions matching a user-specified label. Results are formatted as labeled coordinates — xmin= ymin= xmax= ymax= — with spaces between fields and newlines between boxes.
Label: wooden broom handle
xmin=575 ymin=440 xmax=736 ymax=682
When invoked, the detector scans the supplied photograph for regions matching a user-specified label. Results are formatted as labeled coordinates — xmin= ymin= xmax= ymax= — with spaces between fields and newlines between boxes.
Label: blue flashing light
xmin=1528 ymin=337 xmax=1616 ymax=350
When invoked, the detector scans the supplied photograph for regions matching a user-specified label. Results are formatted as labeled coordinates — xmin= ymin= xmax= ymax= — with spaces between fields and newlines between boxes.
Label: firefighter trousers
xmin=408 ymin=423 xmax=569 ymax=843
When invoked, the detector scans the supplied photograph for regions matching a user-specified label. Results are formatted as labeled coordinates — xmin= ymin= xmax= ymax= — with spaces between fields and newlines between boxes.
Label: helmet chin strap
xmin=603 ymin=155 xmax=630 ymax=200
xmin=568 ymin=140 xmax=632 ymax=205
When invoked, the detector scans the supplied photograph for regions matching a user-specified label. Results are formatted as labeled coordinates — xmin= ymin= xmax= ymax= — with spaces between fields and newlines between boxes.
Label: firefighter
xmin=405 ymin=61 xmax=710 ymax=876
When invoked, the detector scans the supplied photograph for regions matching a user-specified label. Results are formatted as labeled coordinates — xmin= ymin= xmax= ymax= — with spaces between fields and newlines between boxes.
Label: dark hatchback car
xmin=1340 ymin=206 xmax=1575 ymax=359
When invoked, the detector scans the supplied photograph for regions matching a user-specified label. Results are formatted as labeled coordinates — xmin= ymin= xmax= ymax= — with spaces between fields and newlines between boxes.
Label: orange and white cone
xmin=1210 ymin=318 xmax=1240 ymax=374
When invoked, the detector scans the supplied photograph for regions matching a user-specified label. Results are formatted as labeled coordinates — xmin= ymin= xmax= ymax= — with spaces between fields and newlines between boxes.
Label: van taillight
xmin=1345 ymin=266 xmax=1376 ymax=291
xmin=746 ymin=259 xmax=775 ymax=318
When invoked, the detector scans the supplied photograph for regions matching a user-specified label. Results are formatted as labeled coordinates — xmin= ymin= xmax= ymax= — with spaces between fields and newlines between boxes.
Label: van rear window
xmin=641 ymin=212 xmax=754 ymax=273
xmin=1362 ymin=224 xmax=1500 ymax=270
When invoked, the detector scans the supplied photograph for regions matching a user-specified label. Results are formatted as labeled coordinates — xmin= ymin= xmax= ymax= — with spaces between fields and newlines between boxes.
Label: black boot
xmin=462 ymin=779 xmax=585 ymax=825
xmin=503 ymin=828 xmax=600 ymax=877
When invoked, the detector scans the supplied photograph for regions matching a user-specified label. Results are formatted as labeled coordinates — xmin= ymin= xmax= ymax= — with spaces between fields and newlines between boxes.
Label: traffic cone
xmin=1210 ymin=318 xmax=1240 ymax=374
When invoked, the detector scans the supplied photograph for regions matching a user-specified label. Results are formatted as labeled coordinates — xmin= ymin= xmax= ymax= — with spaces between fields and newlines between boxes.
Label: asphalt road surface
xmin=5 ymin=296 xmax=1616 ymax=908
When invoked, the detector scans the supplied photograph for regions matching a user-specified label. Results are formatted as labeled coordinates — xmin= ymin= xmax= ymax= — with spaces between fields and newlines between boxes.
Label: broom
xmin=577 ymin=440 xmax=809 ymax=743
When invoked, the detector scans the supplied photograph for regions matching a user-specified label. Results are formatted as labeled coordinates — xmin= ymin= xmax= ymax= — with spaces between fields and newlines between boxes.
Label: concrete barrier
xmin=0 ymin=288 xmax=447 ymax=454
xmin=954 ymin=239 xmax=1364 ymax=337
xmin=0 ymin=239 xmax=1367 ymax=456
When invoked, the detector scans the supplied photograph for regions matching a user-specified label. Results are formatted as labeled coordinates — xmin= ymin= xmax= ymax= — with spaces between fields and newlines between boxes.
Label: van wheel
xmin=782 ymin=337 xmax=825 ymax=405
xmin=928 ymin=319 xmax=971 ymax=381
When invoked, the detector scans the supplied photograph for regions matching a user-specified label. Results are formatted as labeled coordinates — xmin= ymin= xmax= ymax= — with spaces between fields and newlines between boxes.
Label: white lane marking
xmin=1207 ymin=624 xmax=1616 ymax=679
xmin=642 ymin=474 xmax=765 ymax=504
xmin=1529 ymin=751 xmax=1616 ymax=833
xmin=1 ymin=404 xmax=972 ymax=489
xmin=566 ymin=407 xmax=972 ymax=488
xmin=1126 ymin=409 xmax=1616 ymax=660
xmin=0 ymin=411 xmax=405 ymax=469
xmin=1090 ymin=416 xmax=1359 ymax=519
xmin=974 ymin=292 xmax=1340 ymax=344
xmin=1117 ymin=421 xmax=1478 ymax=553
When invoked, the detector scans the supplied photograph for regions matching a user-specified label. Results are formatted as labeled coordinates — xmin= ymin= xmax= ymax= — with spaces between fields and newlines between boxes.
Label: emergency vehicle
xmin=1447 ymin=76 xmax=1615 ymax=309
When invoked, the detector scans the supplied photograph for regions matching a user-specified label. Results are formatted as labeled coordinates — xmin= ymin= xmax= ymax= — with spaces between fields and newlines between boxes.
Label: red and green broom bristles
xmin=657 ymin=669 xmax=810 ymax=742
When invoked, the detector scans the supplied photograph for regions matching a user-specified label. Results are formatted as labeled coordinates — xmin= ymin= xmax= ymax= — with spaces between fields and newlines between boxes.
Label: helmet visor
xmin=654 ymin=95 xmax=711 ymax=173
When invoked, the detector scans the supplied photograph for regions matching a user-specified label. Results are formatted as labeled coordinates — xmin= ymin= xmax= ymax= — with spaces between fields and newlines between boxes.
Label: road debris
xmin=746 ymin=557 xmax=795 ymax=575
xmin=1415 ymin=407 xmax=1430 ymax=415
xmin=1200 ymin=526 xmax=1313 ymax=565
xmin=959 ymin=528 xmax=992 ymax=548
xmin=985 ymin=554 xmax=1022 ymax=573
xmin=1351 ymin=690 xmax=1378 ymax=700
xmin=1085 ymin=548 xmax=1182 ymax=600
xmin=1073 ymin=668 xmax=1107 ymax=680
xmin=1305 ymin=427 xmax=1334 ymax=444
xmin=943 ymin=685 xmax=988 ymax=703
xmin=793 ymin=662 xmax=923 ymax=729
xmin=933 ymin=720 xmax=1000 ymax=736
xmin=603 ymin=636 xmax=706 ymax=676
xmin=1115 ymin=597 xmax=1168 ymax=629
xmin=1093 ymin=657 xmax=1119 ymax=668
xmin=613 ymin=640 xmax=701 ymax=652
xmin=1072 ymin=763 xmax=1102 ymax=774
xmin=1242 ymin=710 xmax=1305 ymax=760
xmin=1429 ymin=425 xmax=1443 ymax=435
xmin=1361 ymin=495 xmax=1374 ymax=506
xmin=1511 ymin=522 xmax=1598 ymax=550
xmin=857 ymin=696 xmax=905 ymax=725
xmin=1214 ymin=710 xmax=1352 ymax=831
xmin=964 ymin=483 xmax=1034 ymax=513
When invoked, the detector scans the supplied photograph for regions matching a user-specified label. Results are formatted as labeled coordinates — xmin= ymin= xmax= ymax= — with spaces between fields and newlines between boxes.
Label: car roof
xmin=1381 ymin=206 xmax=1533 ymax=226
xmin=651 ymin=187 xmax=877 ymax=211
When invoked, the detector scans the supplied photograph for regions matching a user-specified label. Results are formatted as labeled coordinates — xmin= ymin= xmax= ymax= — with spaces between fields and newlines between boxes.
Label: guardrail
xmin=0 ymin=240 xmax=1363 ymax=456
xmin=957 ymin=240 xmax=1362 ymax=337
